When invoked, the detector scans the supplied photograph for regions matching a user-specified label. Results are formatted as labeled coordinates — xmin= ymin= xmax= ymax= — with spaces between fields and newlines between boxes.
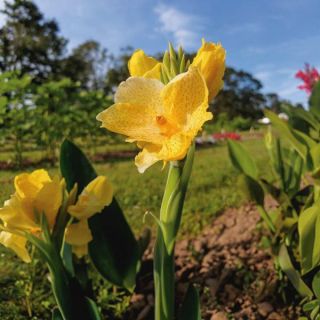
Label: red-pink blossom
xmin=212 ymin=132 xmax=241 ymax=141
xmin=295 ymin=63 xmax=320 ymax=94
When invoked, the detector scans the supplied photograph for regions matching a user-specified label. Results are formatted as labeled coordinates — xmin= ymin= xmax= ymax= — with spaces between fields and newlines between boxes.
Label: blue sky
xmin=1 ymin=0 xmax=319 ymax=105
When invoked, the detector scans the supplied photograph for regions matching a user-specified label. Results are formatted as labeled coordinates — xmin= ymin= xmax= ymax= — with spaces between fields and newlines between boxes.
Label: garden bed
xmin=125 ymin=202 xmax=300 ymax=320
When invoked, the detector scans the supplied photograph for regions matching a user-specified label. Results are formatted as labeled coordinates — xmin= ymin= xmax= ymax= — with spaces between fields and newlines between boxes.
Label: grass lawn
xmin=0 ymin=139 xmax=269 ymax=235
xmin=0 ymin=138 xmax=270 ymax=319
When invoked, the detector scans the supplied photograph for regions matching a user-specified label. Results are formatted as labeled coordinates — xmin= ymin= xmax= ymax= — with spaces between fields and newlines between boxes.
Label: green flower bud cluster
xmin=160 ymin=43 xmax=191 ymax=84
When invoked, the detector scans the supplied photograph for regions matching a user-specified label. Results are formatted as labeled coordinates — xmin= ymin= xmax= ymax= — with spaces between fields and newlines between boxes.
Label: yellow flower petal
xmin=144 ymin=63 xmax=162 ymax=79
xmin=14 ymin=169 xmax=51 ymax=200
xmin=115 ymin=76 xmax=164 ymax=111
xmin=128 ymin=49 xmax=161 ymax=79
xmin=135 ymin=144 xmax=162 ymax=173
xmin=72 ymin=244 xmax=88 ymax=258
xmin=135 ymin=134 xmax=192 ymax=172
xmin=0 ymin=231 xmax=31 ymax=263
xmin=97 ymin=77 xmax=165 ymax=144
xmin=159 ymin=133 xmax=192 ymax=161
xmin=68 ymin=176 xmax=113 ymax=219
xmin=162 ymin=67 xmax=210 ymax=135
xmin=65 ymin=219 xmax=92 ymax=246
xmin=0 ymin=195 xmax=38 ymax=231
xmin=191 ymin=39 xmax=226 ymax=101
xmin=34 ymin=176 xmax=63 ymax=229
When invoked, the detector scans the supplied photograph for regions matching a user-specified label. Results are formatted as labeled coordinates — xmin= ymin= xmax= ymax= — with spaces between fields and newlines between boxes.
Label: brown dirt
xmin=124 ymin=203 xmax=301 ymax=320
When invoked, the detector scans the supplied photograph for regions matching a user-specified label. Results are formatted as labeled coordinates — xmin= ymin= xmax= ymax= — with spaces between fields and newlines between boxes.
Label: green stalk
xmin=154 ymin=144 xmax=195 ymax=320
xmin=28 ymin=216 xmax=100 ymax=320
xmin=47 ymin=243 xmax=99 ymax=320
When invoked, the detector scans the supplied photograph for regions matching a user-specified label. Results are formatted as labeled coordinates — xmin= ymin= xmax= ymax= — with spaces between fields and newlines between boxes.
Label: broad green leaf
xmin=227 ymin=140 xmax=258 ymax=179
xmin=303 ymin=300 xmax=319 ymax=312
xmin=312 ymin=271 xmax=320 ymax=299
xmin=293 ymin=129 xmax=317 ymax=150
xmin=60 ymin=139 xmax=139 ymax=291
xmin=178 ymin=284 xmax=201 ymax=320
xmin=311 ymin=144 xmax=320 ymax=170
xmin=291 ymin=106 xmax=319 ymax=131
xmin=60 ymin=140 xmax=96 ymax=192
xmin=265 ymin=110 xmax=307 ymax=160
xmin=52 ymin=308 xmax=63 ymax=320
xmin=278 ymin=244 xmax=313 ymax=297
xmin=238 ymin=175 xmax=264 ymax=206
xmin=298 ymin=202 xmax=320 ymax=274
xmin=84 ymin=298 xmax=102 ymax=320
xmin=310 ymin=81 xmax=320 ymax=119
xmin=311 ymin=305 xmax=320 ymax=320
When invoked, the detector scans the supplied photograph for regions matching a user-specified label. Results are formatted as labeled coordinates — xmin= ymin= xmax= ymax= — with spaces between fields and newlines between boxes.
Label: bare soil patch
xmin=125 ymin=203 xmax=300 ymax=320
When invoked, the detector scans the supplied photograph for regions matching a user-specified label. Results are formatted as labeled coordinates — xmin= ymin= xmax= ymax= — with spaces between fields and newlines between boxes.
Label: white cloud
xmin=154 ymin=4 xmax=200 ymax=49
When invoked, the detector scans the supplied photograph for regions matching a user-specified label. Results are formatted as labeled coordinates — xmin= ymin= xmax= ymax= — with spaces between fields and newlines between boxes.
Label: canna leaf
xmin=227 ymin=140 xmax=258 ymax=179
xmin=178 ymin=284 xmax=201 ymax=320
xmin=265 ymin=110 xmax=307 ymax=160
xmin=310 ymin=81 xmax=320 ymax=119
xmin=312 ymin=271 xmax=320 ymax=300
xmin=298 ymin=201 xmax=320 ymax=275
xmin=278 ymin=244 xmax=313 ymax=297
xmin=60 ymin=139 xmax=140 ymax=291
xmin=52 ymin=308 xmax=63 ymax=320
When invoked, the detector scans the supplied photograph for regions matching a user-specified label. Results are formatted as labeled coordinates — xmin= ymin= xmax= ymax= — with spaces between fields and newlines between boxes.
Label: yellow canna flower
xmin=191 ymin=39 xmax=226 ymax=102
xmin=0 ymin=169 xmax=64 ymax=262
xmin=97 ymin=67 xmax=211 ymax=172
xmin=128 ymin=49 xmax=161 ymax=80
xmin=68 ymin=176 xmax=113 ymax=220
xmin=0 ymin=169 xmax=63 ymax=231
xmin=0 ymin=231 xmax=31 ymax=263
xmin=66 ymin=176 xmax=113 ymax=257
xmin=65 ymin=219 xmax=92 ymax=258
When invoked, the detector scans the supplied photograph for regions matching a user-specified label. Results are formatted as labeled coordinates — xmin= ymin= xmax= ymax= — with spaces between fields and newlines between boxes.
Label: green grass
xmin=0 ymin=138 xmax=269 ymax=319
xmin=0 ymin=139 xmax=269 ymax=235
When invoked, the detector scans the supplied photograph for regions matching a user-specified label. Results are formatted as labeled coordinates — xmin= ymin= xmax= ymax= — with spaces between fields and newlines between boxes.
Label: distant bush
xmin=204 ymin=112 xmax=254 ymax=133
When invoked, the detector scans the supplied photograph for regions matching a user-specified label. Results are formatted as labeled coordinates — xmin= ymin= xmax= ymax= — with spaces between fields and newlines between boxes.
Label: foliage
xmin=212 ymin=67 xmax=265 ymax=119
xmin=0 ymin=71 xmax=33 ymax=167
xmin=204 ymin=113 xmax=253 ymax=133
xmin=0 ymin=139 xmax=265 ymax=319
xmin=228 ymin=81 xmax=320 ymax=319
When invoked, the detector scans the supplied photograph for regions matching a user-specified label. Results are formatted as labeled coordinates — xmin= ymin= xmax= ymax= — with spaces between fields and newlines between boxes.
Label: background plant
xmin=228 ymin=80 xmax=320 ymax=319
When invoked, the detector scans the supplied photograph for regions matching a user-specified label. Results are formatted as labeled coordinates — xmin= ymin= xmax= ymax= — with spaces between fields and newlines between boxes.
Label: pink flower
xmin=212 ymin=132 xmax=241 ymax=141
xmin=295 ymin=63 xmax=320 ymax=95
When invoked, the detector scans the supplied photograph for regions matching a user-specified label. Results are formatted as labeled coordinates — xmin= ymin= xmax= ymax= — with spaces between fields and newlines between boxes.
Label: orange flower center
xmin=156 ymin=115 xmax=178 ymax=137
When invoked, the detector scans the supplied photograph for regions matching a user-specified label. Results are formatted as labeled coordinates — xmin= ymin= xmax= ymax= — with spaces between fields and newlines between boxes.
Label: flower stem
xmin=154 ymin=144 xmax=195 ymax=320
xmin=47 ymin=242 xmax=100 ymax=320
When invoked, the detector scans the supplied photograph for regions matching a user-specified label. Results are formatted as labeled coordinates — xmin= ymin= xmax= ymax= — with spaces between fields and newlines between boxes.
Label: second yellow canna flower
xmin=192 ymin=39 xmax=226 ymax=101
xmin=0 ymin=170 xmax=114 ymax=260
xmin=127 ymin=39 xmax=226 ymax=102
xmin=0 ymin=169 xmax=64 ymax=262
xmin=128 ymin=49 xmax=162 ymax=80
xmin=65 ymin=176 xmax=113 ymax=257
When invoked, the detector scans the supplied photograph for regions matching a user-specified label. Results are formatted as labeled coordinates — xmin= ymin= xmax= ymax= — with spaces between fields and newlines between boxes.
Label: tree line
xmin=0 ymin=0 xmax=301 ymax=166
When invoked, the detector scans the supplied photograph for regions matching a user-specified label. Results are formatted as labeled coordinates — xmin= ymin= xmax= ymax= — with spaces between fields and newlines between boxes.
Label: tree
xmin=33 ymin=78 xmax=79 ymax=160
xmin=212 ymin=67 xmax=266 ymax=119
xmin=0 ymin=0 xmax=67 ymax=83
xmin=265 ymin=93 xmax=282 ymax=113
xmin=0 ymin=71 xmax=33 ymax=167
xmin=61 ymin=40 xmax=108 ymax=90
